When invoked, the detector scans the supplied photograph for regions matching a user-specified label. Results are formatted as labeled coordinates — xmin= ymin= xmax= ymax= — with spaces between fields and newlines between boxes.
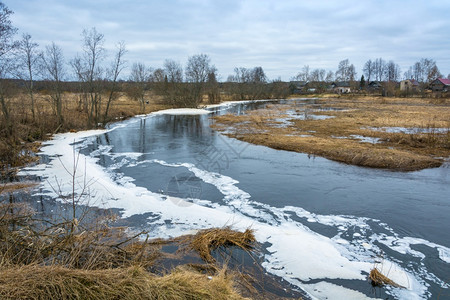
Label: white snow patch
xmin=375 ymin=260 xmax=413 ymax=289
xmin=378 ymin=235 xmax=450 ymax=263
xmin=154 ymin=108 xmax=211 ymax=115
xmin=262 ymin=221 xmax=372 ymax=282
xmin=365 ymin=126 xmax=450 ymax=134
xmin=205 ymin=99 xmax=273 ymax=109
xmin=349 ymin=135 xmax=381 ymax=144
xmin=303 ymin=281 xmax=381 ymax=300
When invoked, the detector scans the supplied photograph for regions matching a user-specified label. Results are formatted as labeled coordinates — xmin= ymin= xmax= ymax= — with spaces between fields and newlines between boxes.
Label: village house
xmin=400 ymin=79 xmax=420 ymax=92
xmin=289 ymin=81 xmax=308 ymax=94
xmin=330 ymin=82 xmax=351 ymax=93
xmin=367 ymin=81 xmax=382 ymax=91
xmin=430 ymin=78 xmax=450 ymax=92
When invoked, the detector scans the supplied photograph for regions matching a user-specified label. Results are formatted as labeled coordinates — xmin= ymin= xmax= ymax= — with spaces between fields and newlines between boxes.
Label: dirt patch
xmin=212 ymin=97 xmax=450 ymax=171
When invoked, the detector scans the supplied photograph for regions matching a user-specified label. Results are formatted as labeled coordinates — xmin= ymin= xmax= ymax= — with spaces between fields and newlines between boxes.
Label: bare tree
xmin=70 ymin=55 xmax=87 ymax=111
xmin=249 ymin=67 xmax=268 ymax=98
xmin=325 ymin=70 xmax=334 ymax=82
xmin=348 ymin=64 xmax=356 ymax=81
xmin=230 ymin=67 xmax=251 ymax=83
xmin=103 ymin=41 xmax=126 ymax=123
xmin=294 ymin=65 xmax=310 ymax=81
xmin=0 ymin=2 xmax=18 ymax=136
xmin=318 ymin=69 xmax=326 ymax=82
xmin=164 ymin=59 xmax=183 ymax=83
xmin=410 ymin=58 xmax=441 ymax=83
xmin=309 ymin=69 xmax=319 ymax=82
xmin=16 ymin=33 xmax=41 ymax=121
xmin=421 ymin=58 xmax=436 ymax=82
xmin=83 ymin=27 xmax=105 ymax=126
xmin=252 ymin=66 xmax=267 ymax=83
xmin=161 ymin=59 xmax=185 ymax=106
xmin=185 ymin=53 xmax=214 ymax=106
xmin=335 ymin=59 xmax=356 ymax=81
xmin=186 ymin=54 xmax=211 ymax=83
xmin=0 ymin=3 xmax=16 ymax=57
xmin=309 ymin=68 xmax=326 ymax=82
xmin=71 ymin=27 xmax=105 ymax=127
xmin=226 ymin=66 xmax=270 ymax=100
xmin=227 ymin=67 xmax=249 ymax=99
xmin=386 ymin=60 xmax=401 ymax=82
xmin=363 ymin=59 xmax=374 ymax=82
xmin=42 ymin=42 xmax=65 ymax=127
xmin=127 ymin=62 xmax=151 ymax=113
xmin=150 ymin=67 xmax=166 ymax=95
xmin=412 ymin=61 xmax=423 ymax=82
xmin=373 ymin=58 xmax=386 ymax=81
xmin=425 ymin=62 xmax=441 ymax=82
xmin=152 ymin=68 xmax=166 ymax=83
xmin=404 ymin=67 xmax=413 ymax=80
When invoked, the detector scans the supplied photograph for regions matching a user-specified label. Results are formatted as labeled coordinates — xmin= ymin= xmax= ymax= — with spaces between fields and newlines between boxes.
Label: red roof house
xmin=430 ymin=78 xmax=450 ymax=91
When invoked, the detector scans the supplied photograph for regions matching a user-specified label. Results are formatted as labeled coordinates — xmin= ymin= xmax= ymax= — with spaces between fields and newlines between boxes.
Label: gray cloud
xmin=5 ymin=0 xmax=450 ymax=80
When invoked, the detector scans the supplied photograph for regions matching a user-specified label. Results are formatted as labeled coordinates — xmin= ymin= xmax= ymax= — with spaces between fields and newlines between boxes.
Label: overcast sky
xmin=4 ymin=0 xmax=450 ymax=81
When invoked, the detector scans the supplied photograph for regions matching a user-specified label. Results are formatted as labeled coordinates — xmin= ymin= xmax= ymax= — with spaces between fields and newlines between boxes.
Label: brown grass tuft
xmin=182 ymin=227 xmax=256 ymax=263
xmin=369 ymin=268 xmax=405 ymax=288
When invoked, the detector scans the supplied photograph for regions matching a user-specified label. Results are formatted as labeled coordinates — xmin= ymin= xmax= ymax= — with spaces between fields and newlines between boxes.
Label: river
xmin=19 ymin=99 xmax=450 ymax=299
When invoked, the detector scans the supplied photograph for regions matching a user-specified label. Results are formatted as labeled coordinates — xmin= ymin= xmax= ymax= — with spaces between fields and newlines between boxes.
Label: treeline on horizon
xmin=0 ymin=2 xmax=448 ymax=173
xmin=2 ymin=2 xmax=449 ymax=112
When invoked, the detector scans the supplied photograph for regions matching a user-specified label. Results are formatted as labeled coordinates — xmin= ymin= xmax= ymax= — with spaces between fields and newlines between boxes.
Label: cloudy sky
xmin=4 ymin=0 xmax=450 ymax=81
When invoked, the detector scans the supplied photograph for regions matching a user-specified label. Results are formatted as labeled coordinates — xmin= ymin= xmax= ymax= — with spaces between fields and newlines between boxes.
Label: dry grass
xmin=369 ymin=268 xmax=405 ymax=288
xmin=0 ymin=201 xmax=265 ymax=299
xmin=0 ymin=91 xmax=170 ymax=178
xmin=0 ymin=265 xmax=247 ymax=300
xmin=212 ymin=96 xmax=450 ymax=171
xmin=0 ymin=182 xmax=37 ymax=194
xmin=181 ymin=227 xmax=256 ymax=264
xmin=0 ymin=202 xmax=160 ymax=269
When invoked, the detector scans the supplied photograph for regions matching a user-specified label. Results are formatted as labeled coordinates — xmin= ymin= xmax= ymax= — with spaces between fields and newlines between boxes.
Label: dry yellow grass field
xmin=212 ymin=96 xmax=450 ymax=171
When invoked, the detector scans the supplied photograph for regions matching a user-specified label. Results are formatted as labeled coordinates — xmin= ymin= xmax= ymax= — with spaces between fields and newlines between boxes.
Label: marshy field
xmin=212 ymin=96 xmax=450 ymax=171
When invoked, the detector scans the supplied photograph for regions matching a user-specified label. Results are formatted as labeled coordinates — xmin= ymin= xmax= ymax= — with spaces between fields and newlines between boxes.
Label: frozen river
xmin=20 ymin=99 xmax=450 ymax=299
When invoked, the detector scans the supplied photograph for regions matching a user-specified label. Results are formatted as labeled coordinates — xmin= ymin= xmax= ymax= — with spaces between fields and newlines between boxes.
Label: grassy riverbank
xmin=211 ymin=95 xmax=450 ymax=171
xmin=0 ymin=190 xmax=305 ymax=299
xmin=0 ymin=93 xmax=303 ymax=299
xmin=0 ymin=92 xmax=170 ymax=179
xmin=0 ymin=197 xmax=266 ymax=299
